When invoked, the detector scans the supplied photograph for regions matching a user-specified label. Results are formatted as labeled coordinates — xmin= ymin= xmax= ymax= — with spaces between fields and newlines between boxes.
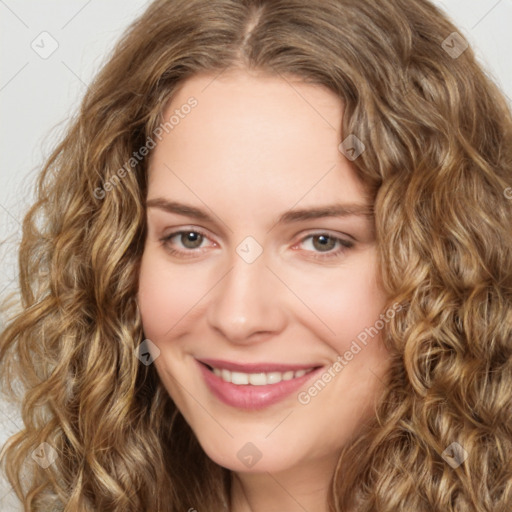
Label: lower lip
xmin=197 ymin=360 xmax=322 ymax=410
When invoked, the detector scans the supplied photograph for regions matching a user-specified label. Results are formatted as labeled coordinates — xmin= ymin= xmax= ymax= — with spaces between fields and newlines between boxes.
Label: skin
xmin=137 ymin=68 xmax=391 ymax=512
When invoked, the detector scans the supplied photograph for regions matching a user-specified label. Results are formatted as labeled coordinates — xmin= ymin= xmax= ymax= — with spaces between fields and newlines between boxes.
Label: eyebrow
xmin=147 ymin=198 xmax=213 ymax=221
xmin=146 ymin=198 xmax=374 ymax=225
xmin=278 ymin=203 xmax=374 ymax=222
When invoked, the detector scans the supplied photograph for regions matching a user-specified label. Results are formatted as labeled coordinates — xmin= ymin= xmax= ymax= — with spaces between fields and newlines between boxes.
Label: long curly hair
xmin=1 ymin=0 xmax=511 ymax=510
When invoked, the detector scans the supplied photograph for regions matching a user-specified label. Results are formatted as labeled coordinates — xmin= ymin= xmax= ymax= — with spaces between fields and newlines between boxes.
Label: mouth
xmin=202 ymin=363 xmax=317 ymax=386
xmin=196 ymin=358 xmax=323 ymax=410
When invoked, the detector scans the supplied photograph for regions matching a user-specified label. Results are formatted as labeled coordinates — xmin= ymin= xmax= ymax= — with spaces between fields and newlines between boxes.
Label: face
xmin=137 ymin=69 xmax=391 ymax=475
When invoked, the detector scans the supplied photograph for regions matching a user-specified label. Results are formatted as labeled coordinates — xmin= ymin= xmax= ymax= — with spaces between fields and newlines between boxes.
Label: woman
xmin=1 ymin=0 xmax=511 ymax=510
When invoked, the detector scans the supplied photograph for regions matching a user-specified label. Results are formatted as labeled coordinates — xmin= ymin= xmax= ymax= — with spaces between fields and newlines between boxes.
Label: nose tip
xmin=212 ymin=316 xmax=274 ymax=345
xmin=206 ymin=254 xmax=286 ymax=345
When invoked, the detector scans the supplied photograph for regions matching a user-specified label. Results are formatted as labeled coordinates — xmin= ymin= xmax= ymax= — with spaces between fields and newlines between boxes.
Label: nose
xmin=206 ymin=249 xmax=287 ymax=345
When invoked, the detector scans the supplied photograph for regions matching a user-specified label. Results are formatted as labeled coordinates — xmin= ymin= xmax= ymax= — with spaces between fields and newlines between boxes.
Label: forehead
xmin=147 ymin=69 xmax=367 ymax=211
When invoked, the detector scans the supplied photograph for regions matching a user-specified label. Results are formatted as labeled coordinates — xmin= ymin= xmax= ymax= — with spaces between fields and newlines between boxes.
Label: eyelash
xmin=159 ymin=229 xmax=354 ymax=260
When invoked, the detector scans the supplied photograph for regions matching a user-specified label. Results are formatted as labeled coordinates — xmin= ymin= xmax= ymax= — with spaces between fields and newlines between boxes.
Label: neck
xmin=229 ymin=455 xmax=336 ymax=512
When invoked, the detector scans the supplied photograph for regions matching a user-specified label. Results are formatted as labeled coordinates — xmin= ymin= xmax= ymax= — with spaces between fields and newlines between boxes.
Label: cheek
xmin=137 ymin=248 xmax=210 ymax=341
xmin=287 ymin=251 xmax=386 ymax=351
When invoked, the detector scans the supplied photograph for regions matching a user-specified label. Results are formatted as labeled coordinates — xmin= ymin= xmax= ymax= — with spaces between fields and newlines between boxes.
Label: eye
xmin=158 ymin=229 xmax=354 ymax=261
xmin=297 ymin=233 xmax=354 ymax=260
xmin=160 ymin=228 xmax=215 ymax=257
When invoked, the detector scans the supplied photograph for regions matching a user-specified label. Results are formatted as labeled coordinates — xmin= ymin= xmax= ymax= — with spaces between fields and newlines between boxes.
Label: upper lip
xmin=197 ymin=358 xmax=321 ymax=373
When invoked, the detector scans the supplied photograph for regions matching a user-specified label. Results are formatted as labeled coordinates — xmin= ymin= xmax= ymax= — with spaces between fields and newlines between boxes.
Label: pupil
xmin=313 ymin=235 xmax=335 ymax=252
xmin=182 ymin=232 xmax=202 ymax=248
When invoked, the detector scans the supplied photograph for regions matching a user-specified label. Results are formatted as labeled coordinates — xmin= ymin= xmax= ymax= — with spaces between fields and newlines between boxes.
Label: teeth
xmin=249 ymin=373 xmax=267 ymax=385
xmin=231 ymin=371 xmax=249 ymax=385
xmin=210 ymin=367 xmax=315 ymax=385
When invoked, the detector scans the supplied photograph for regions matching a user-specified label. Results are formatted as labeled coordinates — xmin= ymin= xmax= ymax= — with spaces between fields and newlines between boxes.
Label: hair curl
xmin=1 ymin=0 xmax=511 ymax=510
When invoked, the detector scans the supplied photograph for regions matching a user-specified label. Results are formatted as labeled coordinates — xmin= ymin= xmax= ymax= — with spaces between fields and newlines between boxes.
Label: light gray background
xmin=0 ymin=0 xmax=511 ymax=509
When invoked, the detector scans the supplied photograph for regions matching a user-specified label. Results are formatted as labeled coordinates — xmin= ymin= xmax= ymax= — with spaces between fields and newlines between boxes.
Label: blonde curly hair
xmin=1 ymin=0 xmax=511 ymax=510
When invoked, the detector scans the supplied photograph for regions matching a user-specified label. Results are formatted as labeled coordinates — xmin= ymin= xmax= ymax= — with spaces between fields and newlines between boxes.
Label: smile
xmin=209 ymin=366 xmax=315 ymax=385
xmin=196 ymin=358 xmax=322 ymax=410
